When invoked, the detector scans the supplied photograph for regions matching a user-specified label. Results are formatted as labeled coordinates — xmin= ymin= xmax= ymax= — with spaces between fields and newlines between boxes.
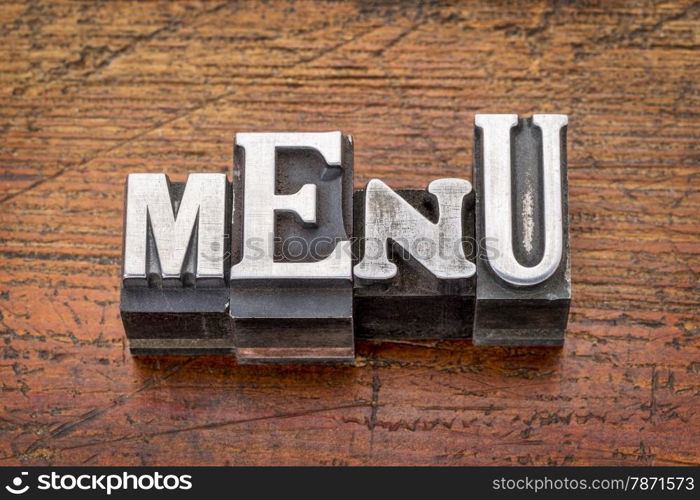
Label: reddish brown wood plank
xmin=0 ymin=0 xmax=698 ymax=465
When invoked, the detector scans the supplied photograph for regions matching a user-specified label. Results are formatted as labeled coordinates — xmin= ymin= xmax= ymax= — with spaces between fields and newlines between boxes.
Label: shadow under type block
xmin=353 ymin=187 xmax=476 ymax=339
xmin=473 ymin=114 xmax=571 ymax=346
xmin=229 ymin=132 xmax=355 ymax=364
xmin=120 ymin=174 xmax=234 ymax=355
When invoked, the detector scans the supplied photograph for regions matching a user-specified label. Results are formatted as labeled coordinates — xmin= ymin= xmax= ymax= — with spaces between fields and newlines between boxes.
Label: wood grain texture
xmin=0 ymin=0 xmax=698 ymax=465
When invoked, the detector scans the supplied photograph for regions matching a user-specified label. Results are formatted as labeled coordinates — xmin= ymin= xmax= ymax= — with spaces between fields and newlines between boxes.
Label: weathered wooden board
xmin=0 ymin=0 xmax=698 ymax=465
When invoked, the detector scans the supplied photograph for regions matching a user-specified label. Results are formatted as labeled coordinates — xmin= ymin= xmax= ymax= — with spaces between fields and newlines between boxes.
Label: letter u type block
xmin=120 ymin=173 xmax=232 ymax=354
xmin=229 ymin=132 xmax=355 ymax=363
xmin=473 ymin=114 xmax=571 ymax=345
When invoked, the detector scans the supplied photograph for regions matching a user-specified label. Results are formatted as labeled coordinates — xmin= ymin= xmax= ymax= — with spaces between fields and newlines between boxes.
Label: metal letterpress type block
xmin=120 ymin=173 xmax=233 ymax=354
xmin=229 ymin=132 xmax=354 ymax=363
xmin=353 ymin=180 xmax=476 ymax=339
xmin=473 ymin=114 xmax=571 ymax=345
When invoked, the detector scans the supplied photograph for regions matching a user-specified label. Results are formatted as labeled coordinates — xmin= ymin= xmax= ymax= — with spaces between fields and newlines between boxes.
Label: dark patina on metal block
xmin=121 ymin=288 xmax=232 ymax=355
xmin=473 ymin=114 xmax=570 ymax=346
xmin=120 ymin=177 xmax=233 ymax=355
xmin=229 ymin=133 xmax=355 ymax=364
xmin=353 ymin=188 xmax=476 ymax=340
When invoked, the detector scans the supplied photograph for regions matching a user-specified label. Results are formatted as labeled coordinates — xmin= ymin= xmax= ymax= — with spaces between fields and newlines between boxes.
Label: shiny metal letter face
xmin=354 ymin=179 xmax=475 ymax=281
xmin=123 ymin=173 xmax=227 ymax=286
xmin=475 ymin=114 xmax=566 ymax=286
xmin=120 ymin=173 xmax=232 ymax=356
xmin=229 ymin=132 xmax=355 ymax=364
xmin=473 ymin=114 xmax=571 ymax=346
xmin=230 ymin=132 xmax=351 ymax=280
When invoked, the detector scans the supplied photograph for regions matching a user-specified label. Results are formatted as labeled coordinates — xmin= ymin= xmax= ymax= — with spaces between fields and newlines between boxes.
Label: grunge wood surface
xmin=0 ymin=0 xmax=698 ymax=466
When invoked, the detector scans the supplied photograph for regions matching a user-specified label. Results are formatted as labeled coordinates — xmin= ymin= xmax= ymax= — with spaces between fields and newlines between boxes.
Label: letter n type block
xmin=120 ymin=173 xmax=232 ymax=354
xmin=473 ymin=114 xmax=571 ymax=345
xmin=230 ymin=132 xmax=354 ymax=363
xmin=353 ymin=180 xmax=476 ymax=339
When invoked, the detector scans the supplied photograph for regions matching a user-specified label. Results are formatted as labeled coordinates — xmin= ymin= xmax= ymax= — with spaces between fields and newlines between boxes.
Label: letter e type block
xmin=229 ymin=132 xmax=355 ymax=363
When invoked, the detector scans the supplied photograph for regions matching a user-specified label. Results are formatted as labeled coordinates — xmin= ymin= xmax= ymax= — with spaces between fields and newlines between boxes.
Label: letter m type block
xmin=120 ymin=173 xmax=233 ymax=354
xmin=473 ymin=114 xmax=571 ymax=345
